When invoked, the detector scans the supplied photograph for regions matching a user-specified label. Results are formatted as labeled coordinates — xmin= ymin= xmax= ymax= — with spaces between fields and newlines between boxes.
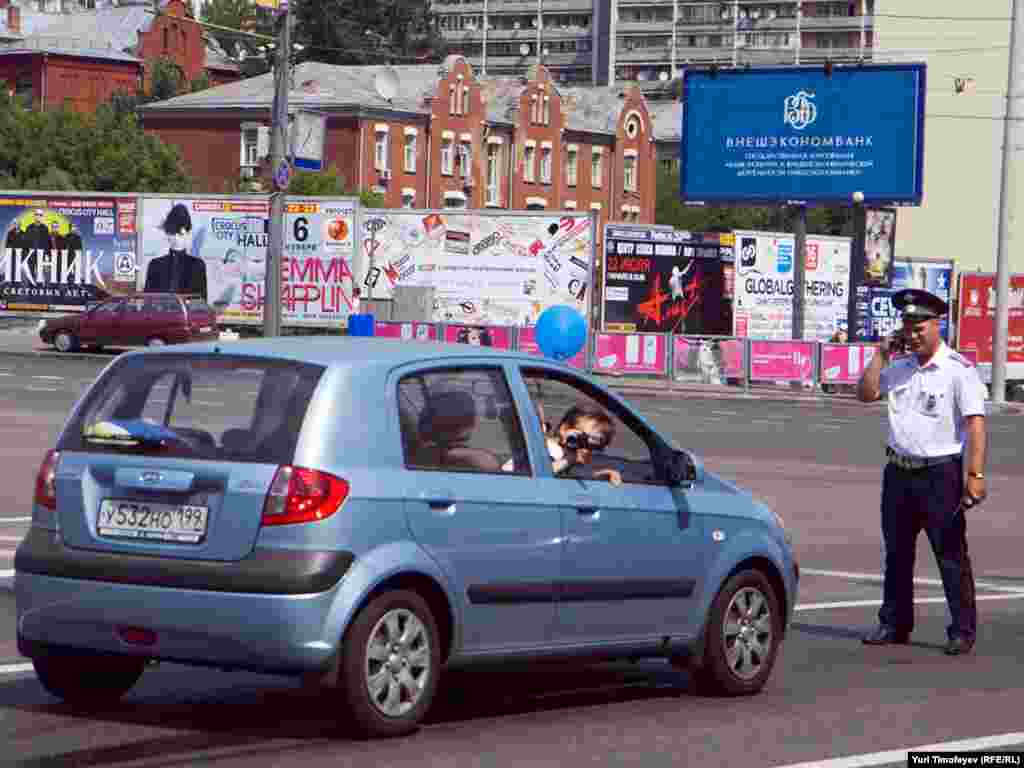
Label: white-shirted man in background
xmin=857 ymin=288 xmax=988 ymax=656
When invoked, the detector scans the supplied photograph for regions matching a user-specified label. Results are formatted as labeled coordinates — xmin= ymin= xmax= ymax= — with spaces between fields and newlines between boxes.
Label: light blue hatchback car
xmin=16 ymin=337 xmax=798 ymax=737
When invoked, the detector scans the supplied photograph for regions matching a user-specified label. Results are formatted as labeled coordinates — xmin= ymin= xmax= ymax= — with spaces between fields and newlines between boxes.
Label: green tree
xmin=293 ymin=0 xmax=446 ymax=66
xmin=190 ymin=72 xmax=211 ymax=93
xmin=656 ymin=163 xmax=852 ymax=236
xmin=150 ymin=57 xmax=186 ymax=103
xmin=0 ymin=93 xmax=192 ymax=193
xmin=286 ymin=165 xmax=384 ymax=207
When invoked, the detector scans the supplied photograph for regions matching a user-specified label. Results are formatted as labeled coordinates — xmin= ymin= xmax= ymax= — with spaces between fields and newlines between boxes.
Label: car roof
xmin=129 ymin=336 xmax=570 ymax=373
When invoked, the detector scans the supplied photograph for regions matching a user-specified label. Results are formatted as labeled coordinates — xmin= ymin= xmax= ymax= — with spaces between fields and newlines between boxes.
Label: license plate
xmin=98 ymin=500 xmax=209 ymax=544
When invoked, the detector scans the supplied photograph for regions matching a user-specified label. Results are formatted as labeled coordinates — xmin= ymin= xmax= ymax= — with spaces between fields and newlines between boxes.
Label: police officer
xmin=857 ymin=288 xmax=988 ymax=656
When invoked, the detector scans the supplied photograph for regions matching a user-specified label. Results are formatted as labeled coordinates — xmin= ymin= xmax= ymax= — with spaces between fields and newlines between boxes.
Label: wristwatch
xmin=968 ymin=472 xmax=985 ymax=480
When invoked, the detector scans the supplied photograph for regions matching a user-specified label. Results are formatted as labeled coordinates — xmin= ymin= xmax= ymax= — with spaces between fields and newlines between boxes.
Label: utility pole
xmin=536 ymin=0 xmax=542 ymax=65
xmin=991 ymin=0 xmax=1022 ymax=406
xmin=671 ymin=0 xmax=678 ymax=79
xmin=263 ymin=4 xmax=292 ymax=338
xmin=482 ymin=0 xmax=488 ymax=75
xmin=792 ymin=205 xmax=807 ymax=340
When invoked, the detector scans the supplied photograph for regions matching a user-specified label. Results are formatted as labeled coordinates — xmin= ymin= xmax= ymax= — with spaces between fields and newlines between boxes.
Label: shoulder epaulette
xmin=949 ymin=352 xmax=975 ymax=368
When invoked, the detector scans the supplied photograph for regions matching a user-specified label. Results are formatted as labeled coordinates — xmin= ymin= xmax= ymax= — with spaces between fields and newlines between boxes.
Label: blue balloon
xmin=535 ymin=305 xmax=587 ymax=361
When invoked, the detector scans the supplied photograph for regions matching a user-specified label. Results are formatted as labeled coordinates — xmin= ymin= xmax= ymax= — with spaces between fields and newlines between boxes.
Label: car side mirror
xmin=666 ymin=449 xmax=701 ymax=488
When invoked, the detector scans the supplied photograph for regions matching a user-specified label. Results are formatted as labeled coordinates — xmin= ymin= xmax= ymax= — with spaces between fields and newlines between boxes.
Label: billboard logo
xmin=783 ymin=91 xmax=817 ymax=131
xmin=740 ymin=237 xmax=757 ymax=268
xmin=114 ymin=252 xmax=136 ymax=278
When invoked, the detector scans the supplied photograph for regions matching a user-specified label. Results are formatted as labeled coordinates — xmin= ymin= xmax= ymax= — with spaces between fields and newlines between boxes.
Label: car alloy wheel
xmin=691 ymin=569 xmax=782 ymax=696
xmin=339 ymin=589 xmax=441 ymax=738
xmin=146 ymin=337 xmax=166 ymax=347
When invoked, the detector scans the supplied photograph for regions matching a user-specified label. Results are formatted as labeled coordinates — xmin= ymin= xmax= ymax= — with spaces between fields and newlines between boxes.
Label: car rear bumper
xmin=14 ymin=530 xmax=355 ymax=674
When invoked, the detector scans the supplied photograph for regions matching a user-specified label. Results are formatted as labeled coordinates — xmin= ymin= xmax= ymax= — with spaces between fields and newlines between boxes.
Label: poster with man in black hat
xmin=143 ymin=203 xmax=208 ymax=300
xmin=856 ymin=288 xmax=989 ymax=656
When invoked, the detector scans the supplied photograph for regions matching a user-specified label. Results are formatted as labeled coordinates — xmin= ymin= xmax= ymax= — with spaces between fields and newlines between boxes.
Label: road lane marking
xmin=0 ymin=569 xmax=13 ymax=577
xmin=801 ymin=568 xmax=1024 ymax=594
xmin=711 ymin=410 xmax=739 ymax=416
xmin=796 ymin=593 xmax=1024 ymax=611
xmin=0 ymin=663 xmax=34 ymax=676
xmin=809 ymin=424 xmax=842 ymax=431
xmin=25 ymin=387 xmax=59 ymax=392
xmin=771 ymin=732 xmax=1024 ymax=768
xmin=0 ymin=517 xmax=31 ymax=523
xmin=32 ymin=375 xmax=63 ymax=381
xmin=194 ymin=401 xmax=224 ymax=407
xmin=0 ymin=536 xmax=23 ymax=541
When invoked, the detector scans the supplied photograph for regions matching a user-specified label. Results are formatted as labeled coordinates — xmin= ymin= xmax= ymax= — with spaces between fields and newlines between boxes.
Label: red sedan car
xmin=39 ymin=294 xmax=219 ymax=353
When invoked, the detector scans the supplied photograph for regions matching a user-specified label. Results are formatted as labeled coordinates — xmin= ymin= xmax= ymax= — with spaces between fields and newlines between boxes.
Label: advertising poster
xmin=957 ymin=272 xmax=1024 ymax=380
xmin=602 ymin=225 xmax=726 ymax=335
xmin=854 ymin=259 xmax=954 ymax=342
xmin=732 ymin=230 xmax=851 ymax=341
xmin=0 ymin=195 xmax=138 ymax=312
xmin=821 ymin=344 xmax=877 ymax=384
xmin=374 ymin=321 xmax=437 ymax=342
xmin=138 ymin=197 xmax=358 ymax=326
xmin=358 ymin=210 xmax=593 ymax=326
xmin=863 ymin=208 xmax=896 ymax=288
xmin=442 ymin=324 xmax=513 ymax=350
xmin=673 ymin=337 xmax=744 ymax=384
xmin=749 ymin=340 xmax=816 ymax=382
xmin=517 ymin=326 xmax=586 ymax=369
xmin=593 ymin=333 xmax=668 ymax=375
xmin=680 ymin=64 xmax=926 ymax=205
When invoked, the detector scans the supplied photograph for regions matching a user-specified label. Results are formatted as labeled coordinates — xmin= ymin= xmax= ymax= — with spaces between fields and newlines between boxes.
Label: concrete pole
xmin=991 ymin=0 xmax=1022 ymax=405
xmin=793 ymin=206 xmax=807 ymax=340
xmin=482 ymin=0 xmax=488 ymax=76
xmin=263 ymin=8 xmax=291 ymax=338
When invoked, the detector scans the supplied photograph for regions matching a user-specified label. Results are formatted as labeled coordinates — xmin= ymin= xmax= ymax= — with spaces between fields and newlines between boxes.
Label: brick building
xmin=0 ymin=0 xmax=238 ymax=113
xmin=138 ymin=55 xmax=659 ymax=231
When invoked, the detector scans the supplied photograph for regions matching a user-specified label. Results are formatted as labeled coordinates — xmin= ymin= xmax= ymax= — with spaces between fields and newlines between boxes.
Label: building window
xmin=486 ymin=143 xmax=501 ymax=206
xmin=458 ymin=143 xmax=472 ymax=179
xmin=542 ymin=96 xmax=550 ymax=126
xmin=441 ymin=139 xmax=454 ymax=175
xmin=240 ymin=125 xmax=269 ymax=177
xmin=163 ymin=27 xmax=169 ymax=53
xmin=444 ymin=192 xmax=467 ymax=209
xmin=404 ymin=134 xmax=417 ymax=173
xmin=624 ymin=155 xmax=637 ymax=192
xmin=530 ymin=95 xmax=539 ymax=125
xmin=567 ymin=148 xmax=578 ymax=186
xmin=539 ymin=148 xmax=552 ymax=184
xmin=14 ymin=73 xmax=34 ymax=108
xmin=523 ymin=144 xmax=536 ymax=182
xmin=462 ymin=86 xmax=470 ymax=115
xmin=592 ymin=150 xmax=603 ymax=189
xmin=449 ymin=85 xmax=457 ymax=115
xmin=401 ymin=189 xmax=415 ymax=208
xmin=375 ymin=128 xmax=389 ymax=171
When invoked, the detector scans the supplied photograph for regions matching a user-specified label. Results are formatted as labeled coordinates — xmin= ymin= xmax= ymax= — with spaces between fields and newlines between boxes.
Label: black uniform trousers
xmin=878 ymin=457 xmax=977 ymax=640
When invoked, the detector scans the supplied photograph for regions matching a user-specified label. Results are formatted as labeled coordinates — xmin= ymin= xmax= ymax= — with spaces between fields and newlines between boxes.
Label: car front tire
xmin=338 ymin=590 xmax=441 ymax=739
xmin=33 ymin=651 xmax=146 ymax=707
xmin=689 ymin=569 xmax=783 ymax=696
xmin=53 ymin=330 xmax=78 ymax=353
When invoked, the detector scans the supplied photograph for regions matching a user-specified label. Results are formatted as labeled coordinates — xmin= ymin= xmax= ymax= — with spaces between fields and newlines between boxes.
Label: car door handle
xmin=576 ymin=506 xmax=600 ymax=518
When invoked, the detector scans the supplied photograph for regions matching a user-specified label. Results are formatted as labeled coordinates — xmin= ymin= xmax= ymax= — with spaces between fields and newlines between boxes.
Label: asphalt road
xmin=0 ymin=354 xmax=1022 ymax=767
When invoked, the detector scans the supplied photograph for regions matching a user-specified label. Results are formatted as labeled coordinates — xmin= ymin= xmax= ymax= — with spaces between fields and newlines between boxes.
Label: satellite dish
xmin=373 ymin=67 xmax=399 ymax=103
xmin=659 ymin=71 xmax=669 ymax=82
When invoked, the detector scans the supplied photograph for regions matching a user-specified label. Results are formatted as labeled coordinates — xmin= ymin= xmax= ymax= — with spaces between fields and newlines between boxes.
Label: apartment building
xmin=431 ymin=0 xmax=875 ymax=86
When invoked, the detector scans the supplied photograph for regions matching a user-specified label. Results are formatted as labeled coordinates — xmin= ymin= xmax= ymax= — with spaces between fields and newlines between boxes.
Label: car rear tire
xmin=688 ymin=569 xmax=782 ymax=696
xmin=338 ymin=590 xmax=441 ymax=739
xmin=146 ymin=336 xmax=167 ymax=347
xmin=53 ymin=330 xmax=78 ymax=353
xmin=33 ymin=651 xmax=146 ymax=707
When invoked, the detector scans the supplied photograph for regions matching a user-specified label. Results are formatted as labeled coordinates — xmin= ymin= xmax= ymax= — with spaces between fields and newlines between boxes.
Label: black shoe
xmin=862 ymin=625 xmax=911 ymax=645
xmin=944 ymin=635 xmax=975 ymax=656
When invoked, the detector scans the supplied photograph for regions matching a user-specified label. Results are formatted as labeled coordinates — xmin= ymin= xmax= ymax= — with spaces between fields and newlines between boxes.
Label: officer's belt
xmin=886 ymin=446 xmax=961 ymax=471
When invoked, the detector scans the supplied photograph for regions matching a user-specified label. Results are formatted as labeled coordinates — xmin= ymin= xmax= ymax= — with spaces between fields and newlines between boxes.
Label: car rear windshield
xmin=59 ymin=354 xmax=326 ymax=464
xmin=186 ymin=298 xmax=212 ymax=314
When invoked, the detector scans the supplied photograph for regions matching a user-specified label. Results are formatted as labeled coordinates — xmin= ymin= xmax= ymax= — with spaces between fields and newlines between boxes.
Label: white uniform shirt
xmin=879 ymin=342 xmax=987 ymax=458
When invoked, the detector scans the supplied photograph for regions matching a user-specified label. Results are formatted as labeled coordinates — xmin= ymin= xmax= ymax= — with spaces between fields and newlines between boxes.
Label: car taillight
xmin=261 ymin=466 xmax=349 ymax=526
xmin=34 ymin=449 xmax=60 ymax=511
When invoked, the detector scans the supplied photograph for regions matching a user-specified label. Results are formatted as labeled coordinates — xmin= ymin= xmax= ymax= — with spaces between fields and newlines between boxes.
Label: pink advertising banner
xmin=517 ymin=326 xmax=586 ymax=369
xmin=443 ymin=324 xmax=513 ymax=350
xmin=820 ymin=344 xmax=877 ymax=384
xmin=593 ymin=333 xmax=668 ymax=375
xmin=374 ymin=321 xmax=438 ymax=342
xmin=673 ymin=337 xmax=745 ymax=380
xmin=749 ymin=340 xmax=816 ymax=382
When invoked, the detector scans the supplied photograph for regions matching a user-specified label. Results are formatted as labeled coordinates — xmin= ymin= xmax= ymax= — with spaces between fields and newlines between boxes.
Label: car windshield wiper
xmin=82 ymin=419 xmax=186 ymax=449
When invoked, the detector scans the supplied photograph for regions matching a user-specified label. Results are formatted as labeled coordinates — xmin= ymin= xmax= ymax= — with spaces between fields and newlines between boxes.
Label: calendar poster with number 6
xmin=138 ymin=196 xmax=359 ymax=326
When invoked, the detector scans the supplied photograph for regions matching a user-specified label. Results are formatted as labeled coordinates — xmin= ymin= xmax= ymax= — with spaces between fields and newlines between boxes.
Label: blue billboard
xmin=680 ymin=64 xmax=926 ymax=205
xmin=854 ymin=259 xmax=954 ymax=341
